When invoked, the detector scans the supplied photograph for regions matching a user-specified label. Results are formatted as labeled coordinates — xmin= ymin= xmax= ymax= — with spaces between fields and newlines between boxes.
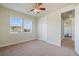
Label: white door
xmin=38 ymin=17 xmax=47 ymax=41
xmin=41 ymin=17 xmax=47 ymax=41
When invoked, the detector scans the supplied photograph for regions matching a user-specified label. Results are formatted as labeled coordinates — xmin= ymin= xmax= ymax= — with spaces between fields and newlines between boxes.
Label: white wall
xmin=47 ymin=10 xmax=61 ymax=46
xmin=0 ymin=6 xmax=37 ymax=47
xmin=72 ymin=17 xmax=75 ymax=41
xmin=64 ymin=18 xmax=72 ymax=37
xmin=75 ymin=5 xmax=79 ymax=55
xmin=61 ymin=18 xmax=64 ymax=40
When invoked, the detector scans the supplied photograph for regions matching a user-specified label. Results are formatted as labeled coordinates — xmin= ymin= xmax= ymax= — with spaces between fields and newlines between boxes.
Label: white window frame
xmin=10 ymin=16 xmax=32 ymax=33
xmin=23 ymin=19 xmax=32 ymax=33
xmin=10 ymin=15 xmax=23 ymax=33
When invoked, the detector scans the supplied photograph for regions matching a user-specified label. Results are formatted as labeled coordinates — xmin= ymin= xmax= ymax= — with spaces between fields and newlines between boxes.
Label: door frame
xmin=60 ymin=8 xmax=75 ymax=48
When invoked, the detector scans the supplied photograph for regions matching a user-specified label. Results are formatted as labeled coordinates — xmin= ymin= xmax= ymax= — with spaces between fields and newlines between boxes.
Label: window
xmin=23 ymin=20 xmax=32 ymax=32
xmin=10 ymin=16 xmax=22 ymax=33
xmin=10 ymin=16 xmax=32 ymax=33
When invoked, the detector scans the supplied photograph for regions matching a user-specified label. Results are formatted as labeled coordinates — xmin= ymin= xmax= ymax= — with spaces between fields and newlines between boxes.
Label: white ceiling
xmin=0 ymin=3 xmax=74 ymax=18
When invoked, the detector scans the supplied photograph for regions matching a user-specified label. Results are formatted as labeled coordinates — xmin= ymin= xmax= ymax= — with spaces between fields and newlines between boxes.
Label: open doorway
xmin=61 ymin=10 xmax=75 ymax=50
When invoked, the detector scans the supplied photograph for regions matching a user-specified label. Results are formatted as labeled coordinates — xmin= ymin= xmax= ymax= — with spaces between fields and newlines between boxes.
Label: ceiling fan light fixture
xmin=34 ymin=9 xmax=37 ymax=13
xmin=37 ymin=9 xmax=40 ymax=12
xmin=34 ymin=9 xmax=40 ymax=13
xmin=30 ymin=3 xmax=45 ymax=13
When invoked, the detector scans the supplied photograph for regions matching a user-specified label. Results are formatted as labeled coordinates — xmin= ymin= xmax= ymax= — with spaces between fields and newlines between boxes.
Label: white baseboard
xmin=1 ymin=37 xmax=60 ymax=48
xmin=75 ymin=51 xmax=79 ymax=56
xmin=38 ymin=38 xmax=61 ymax=47
xmin=75 ymin=50 xmax=79 ymax=56
xmin=45 ymin=40 xmax=61 ymax=47
xmin=0 ymin=39 xmax=37 ymax=48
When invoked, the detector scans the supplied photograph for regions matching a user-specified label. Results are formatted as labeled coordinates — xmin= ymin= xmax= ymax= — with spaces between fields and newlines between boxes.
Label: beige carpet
xmin=0 ymin=39 xmax=76 ymax=56
xmin=61 ymin=37 xmax=74 ymax=50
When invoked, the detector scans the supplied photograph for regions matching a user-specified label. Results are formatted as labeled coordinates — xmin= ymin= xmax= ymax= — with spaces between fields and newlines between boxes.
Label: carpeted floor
xmin=0 ymin=39 xmax=76 ymax=56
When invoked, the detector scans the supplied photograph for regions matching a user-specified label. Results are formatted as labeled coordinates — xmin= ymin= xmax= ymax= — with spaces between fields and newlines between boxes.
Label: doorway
xmin=61 ymin=10 xmax=75 ymax=50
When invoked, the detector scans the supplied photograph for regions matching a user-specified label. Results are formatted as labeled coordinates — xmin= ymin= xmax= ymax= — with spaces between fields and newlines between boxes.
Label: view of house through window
xmin=23 ymin=20 xmax=32 ymax=32
xmin=10 ymin=16 xmax=32 ymax=33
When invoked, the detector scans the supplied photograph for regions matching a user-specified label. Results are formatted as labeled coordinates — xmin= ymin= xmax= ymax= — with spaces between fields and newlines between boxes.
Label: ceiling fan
xmin=30 ymin=3 xmax=46 ymax=13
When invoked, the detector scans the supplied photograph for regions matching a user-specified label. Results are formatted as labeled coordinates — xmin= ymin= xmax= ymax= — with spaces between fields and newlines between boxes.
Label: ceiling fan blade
xmin=30 ymin=9 xmax=34 ymax=11
xmin=38 ymin=3 xmax=42 ymax=6
xmin=39 ymin=8 xmax=46 ymax=10
xmin=36 ymin=3 xmax=42 ymax=6
xmin=29 ymin=3 xmax=45 ymax=13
